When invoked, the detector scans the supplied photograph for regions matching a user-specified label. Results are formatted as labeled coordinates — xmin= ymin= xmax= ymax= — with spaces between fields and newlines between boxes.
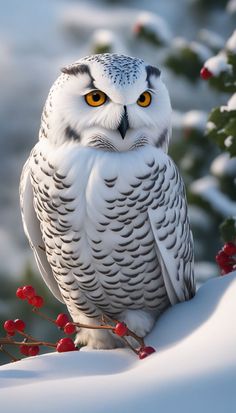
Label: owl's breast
xmin=30 ymin=142 xmax=171 ymax=314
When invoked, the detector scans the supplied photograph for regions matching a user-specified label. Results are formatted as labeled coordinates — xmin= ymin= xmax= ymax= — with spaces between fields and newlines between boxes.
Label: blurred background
xmin=0 ymin=0 xmax=235 ymax=362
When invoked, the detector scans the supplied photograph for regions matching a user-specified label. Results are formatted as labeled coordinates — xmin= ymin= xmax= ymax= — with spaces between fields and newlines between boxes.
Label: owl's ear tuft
xmin=146 ymin=65 xmax=161 ymax=78
xmin=146 ymin=65 xmax=161 ymax=88
xmin=61 ymin=64 xmax=91 ymax=77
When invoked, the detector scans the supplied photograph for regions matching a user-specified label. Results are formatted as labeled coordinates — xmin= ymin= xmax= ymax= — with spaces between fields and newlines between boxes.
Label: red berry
xmin=215 ymin=250 xmax=229 ymax=266
xmin=28 ymin=345 xmax=40 ymax=356
xmin=14 ymin=319 xmax=26 ymax=332
xmin=19 ymin=344 xmax=30 ymax=356
xmin=114 ymin=322 xmax=128 ymax=337
xmin=133 ymin=23 xmax=142 ymax=34
xmin=138 ymin=346 xmax=156 ymax=359
xmin=22 ymin=285 xmax=36 ymax=299
xmin=55 ymin=313 xmax=70 ymax=328
xmin=3 ymin=320 xmax=16 ymax=334
xmin=16 ymin=287 xmax=26 ymax=300
xmin=28 ymin=295 xmax=44 ymax=308
xmin=220 ymin=264 xmax=233 ymax=275
xmin=56 ymin=338 xmax=76 ymax=352
xmin=223 ymin=242 xmax=236 ymax=256
xmin=64 ymin=322 xmax=76 ymax=335
xmin=200 ymin=67 xmax=213 ymax=80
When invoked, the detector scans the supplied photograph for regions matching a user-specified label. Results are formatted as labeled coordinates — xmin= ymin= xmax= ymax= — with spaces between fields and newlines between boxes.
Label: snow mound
xmin=0 ymin=273 xmax=236 ymax=413
xmin=221 ymin=93 xmax=236 ymax=112
xmin=205 ymin=52 xmax=231 ymax=76
xmin=226 ymin=30 xmax=236 ymax=53
xmin=133 ymin=11 xmax=172 ymax=45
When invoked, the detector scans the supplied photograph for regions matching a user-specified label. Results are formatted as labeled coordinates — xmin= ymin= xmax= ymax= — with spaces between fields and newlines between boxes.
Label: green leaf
xmin=207 ymin=106 xmax=236 ymax=155
xmin=220 ymin=218 xmax=236 ymax=242
xmin=165 ymin=47 xmax=203 ymax=82
xmin=137 ymin=27 xmax=165 ymax=47
xmin=224 ymin=117 xmax=236 ymax=136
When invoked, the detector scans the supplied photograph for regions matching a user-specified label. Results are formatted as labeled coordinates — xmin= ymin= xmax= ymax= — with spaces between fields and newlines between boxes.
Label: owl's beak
xmin=117 ymin=106 xmax=129 ymax=139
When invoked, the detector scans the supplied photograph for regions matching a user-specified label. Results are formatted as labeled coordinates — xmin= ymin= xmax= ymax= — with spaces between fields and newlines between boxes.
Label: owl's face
xmin=45 ymin=54 xmax=172 ymax=152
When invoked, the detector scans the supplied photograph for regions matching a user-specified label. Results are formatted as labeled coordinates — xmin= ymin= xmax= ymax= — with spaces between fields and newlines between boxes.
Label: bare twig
xmin=0 ymin=345 xmax=19 ymax=362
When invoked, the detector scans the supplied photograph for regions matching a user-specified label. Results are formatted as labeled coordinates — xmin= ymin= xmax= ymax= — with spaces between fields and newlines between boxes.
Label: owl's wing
xmin=148 ymin=161 xmax=195 ymax=305
xmin=20 ymin=160 xmax=64 ymax=303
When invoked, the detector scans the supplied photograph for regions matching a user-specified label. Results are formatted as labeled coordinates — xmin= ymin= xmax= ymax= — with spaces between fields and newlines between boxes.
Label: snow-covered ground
xmin=0 ymin=272 xmax=235 ymax=413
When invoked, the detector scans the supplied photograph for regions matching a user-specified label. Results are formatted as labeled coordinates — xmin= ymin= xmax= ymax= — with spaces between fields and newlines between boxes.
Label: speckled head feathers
xmin=62 ymin=53 xmax=160 ymax=87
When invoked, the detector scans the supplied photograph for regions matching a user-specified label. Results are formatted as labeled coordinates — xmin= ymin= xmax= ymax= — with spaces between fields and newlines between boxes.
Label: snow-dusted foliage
xmin=204 ymin=52 xmax=231 ymax=76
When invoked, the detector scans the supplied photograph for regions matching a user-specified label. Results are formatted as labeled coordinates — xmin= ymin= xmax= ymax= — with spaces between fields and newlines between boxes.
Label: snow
xmin=210 ymin=152 xmax=236 ymax=177
xmin=60 ymin=4 xmax=138 ymax=35
xmin=204 ymin=52 xmax=231 ymax=76
xmin=198 ymin=29 xmax=225 ymax=51
xmin=194 ymin=261 xmax=218 ymax=289
xmin=227 ymin=93 xmax=236 ymax=109
xmin=191 ymin=176 xmax=236 ymax=217
xmin=225 ymin=135 xmax=234 ymax=148
xmin=172 ymin=37 xmax=212 ymax=62
xmin=190 ymin=41 xmax=212 ymax=62
xmin=227 ymin=0 xmax=236 ymax=14
xmin=89 ymin=29 xmax=128 ymax=55
xmin=221 ymin=93 xmax=236 ymax=112
xmin=182 ymin=110 xmax=208 ymax=132
xmin=133 ymin=11 xmax=172 ymax=45
xmin=226 ymin=30 xmax=236 ymax=53
xmin=0 ymin=272 xmax=236 ymax=412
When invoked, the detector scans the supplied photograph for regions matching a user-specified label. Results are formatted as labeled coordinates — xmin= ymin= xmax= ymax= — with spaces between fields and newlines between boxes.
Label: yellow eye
xmin=137 ymin=91 xmax=152 ymax=107
xmin=85 ymin=90 xmax=107 ymax=107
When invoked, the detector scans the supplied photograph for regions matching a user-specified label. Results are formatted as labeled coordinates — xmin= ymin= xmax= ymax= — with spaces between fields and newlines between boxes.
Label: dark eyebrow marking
xmin=146 ymin=65 xmax=161 ymax=88
xmin=61 ymin=64 xmax=95 ymax=88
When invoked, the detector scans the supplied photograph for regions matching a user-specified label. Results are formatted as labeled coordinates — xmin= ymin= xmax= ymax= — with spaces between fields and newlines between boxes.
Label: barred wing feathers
xmin=19 ymin=160 xmax=64 ymax=303
xmin=148 ymin=160 xmax=195 ymax=305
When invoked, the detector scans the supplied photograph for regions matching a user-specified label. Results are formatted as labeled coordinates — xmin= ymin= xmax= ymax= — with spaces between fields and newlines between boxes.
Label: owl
xmin=20 ymin=53 xmax=195 ymax=349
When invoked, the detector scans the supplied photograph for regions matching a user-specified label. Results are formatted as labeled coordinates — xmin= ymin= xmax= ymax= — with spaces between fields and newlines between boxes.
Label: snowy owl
xmin=20 ymin=53 xmax=195 ymax=349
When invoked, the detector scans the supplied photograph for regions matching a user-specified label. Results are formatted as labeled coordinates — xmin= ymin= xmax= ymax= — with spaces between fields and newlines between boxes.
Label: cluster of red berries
xmin=3 ymin=318 xmax=40 ymax=356
xmin=2 ymin=285 xmax=156 ymax=362
xmin=200 ymin=66 xmax=213 ymax=80
xmin=216 ymin=242 xmax=236 ymax=275
xmin=3 ymin=313 xmax=77 ymax=356
xmin=3 ymin=284 xmax=78 ymax=357
xmin=16 ymin=285 xmax=44 ymax=308
xmin=55 ymin=313 xmax=77 ymax=351
xmin=4 ymin=318 xmax=25 ymax=335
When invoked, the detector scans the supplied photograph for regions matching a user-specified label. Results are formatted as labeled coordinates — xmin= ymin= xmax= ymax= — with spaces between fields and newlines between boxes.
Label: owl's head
xmin=42 ymin=54 xmax=171 ymax=152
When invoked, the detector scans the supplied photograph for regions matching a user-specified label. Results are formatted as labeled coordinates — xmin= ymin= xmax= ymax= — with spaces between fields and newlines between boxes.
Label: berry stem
xmin=0 ymin=345 xmax=19 ymax=362
xmin=17 ymin=330 xmax=37 ymax=342
xmin=102 ymin=314 xmax=145 ymax=347
xmin=73 ymin=321 xmax=114 ymax=331
xmin=126 ymin=330 xmax=145 ymax=348
xmin=0 ymin=337 xmax=56 ymax=348
xmin=121 ymin=337 xmax=139 ymax=355
xmin=33 ymin=307 xmax=145 ymax=347
xmin=32 ymin=307 xmax=56 ymax=324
